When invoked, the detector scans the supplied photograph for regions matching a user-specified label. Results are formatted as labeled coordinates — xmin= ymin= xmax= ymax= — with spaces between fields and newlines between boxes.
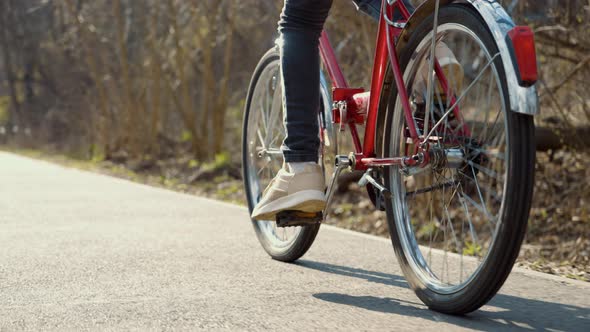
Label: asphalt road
xmin=1 ymin=151 xmax=588 ymax=331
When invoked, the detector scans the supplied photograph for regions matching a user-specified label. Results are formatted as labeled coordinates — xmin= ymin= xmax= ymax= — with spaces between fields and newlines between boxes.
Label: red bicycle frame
xmin=319 ymin=0 xmax=457 ymax=170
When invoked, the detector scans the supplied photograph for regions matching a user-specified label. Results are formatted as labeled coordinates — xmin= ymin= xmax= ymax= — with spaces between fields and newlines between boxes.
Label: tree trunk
xmin=0 ymin=1 xmax=21 ymax=128
xmin=148 ymin=7 xmax=162 ymax=156
xmin=167 ymin=0 xmax=201 ymax=158
xmin=213 ymin=1 xmax=235 ymax=155
xmin=64 ymin=0 xmax=111 ymax=157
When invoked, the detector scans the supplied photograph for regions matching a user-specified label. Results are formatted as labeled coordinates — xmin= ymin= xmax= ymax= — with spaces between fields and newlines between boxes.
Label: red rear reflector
xmin=506 ymin=26 xmax=538 ymax=87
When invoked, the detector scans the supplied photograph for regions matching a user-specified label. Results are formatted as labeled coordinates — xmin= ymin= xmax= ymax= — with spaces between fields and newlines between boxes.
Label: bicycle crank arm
xmin=358 ymin=169 xmax=392 ymax=200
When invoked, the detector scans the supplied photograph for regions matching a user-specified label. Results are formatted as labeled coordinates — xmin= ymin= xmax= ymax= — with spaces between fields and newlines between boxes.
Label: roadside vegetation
xmin=1 ymin=0 xmax=588 ymax=281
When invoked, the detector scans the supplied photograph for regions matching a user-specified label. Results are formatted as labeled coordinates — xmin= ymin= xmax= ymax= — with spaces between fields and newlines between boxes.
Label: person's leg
xmin=251 ymin=0 xmax=333 ymax=221
xmin=278 ymin=0 xmax=333 ymax=164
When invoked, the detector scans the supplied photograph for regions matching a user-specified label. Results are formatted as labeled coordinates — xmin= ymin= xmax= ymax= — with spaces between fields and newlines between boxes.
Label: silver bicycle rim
xmin=246 ymin=57 xmax=302 ymax=248
xmin=389 ymin=23 xmax=509 ymax=294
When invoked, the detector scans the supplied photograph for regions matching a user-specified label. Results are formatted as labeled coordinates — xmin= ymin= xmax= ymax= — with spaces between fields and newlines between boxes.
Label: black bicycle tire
xmin=242 ymin=47 xmax=321 ymax=263
xmin=381 ymin=5 xmax=535 ymax=314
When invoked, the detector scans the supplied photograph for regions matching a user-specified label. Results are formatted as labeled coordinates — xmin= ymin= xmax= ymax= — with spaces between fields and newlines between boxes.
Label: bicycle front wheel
xmin=382 ymin=5 xmax=535 ymax=314
xmin=242 ymin=48 xmax=334 ymax=262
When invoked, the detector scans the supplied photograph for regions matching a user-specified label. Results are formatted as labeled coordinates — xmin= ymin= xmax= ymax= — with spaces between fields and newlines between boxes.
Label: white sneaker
xmin=251 ymin=163 xmax=326 ymax=221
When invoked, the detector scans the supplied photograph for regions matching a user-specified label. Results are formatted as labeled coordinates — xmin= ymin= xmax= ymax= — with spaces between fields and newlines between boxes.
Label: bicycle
xmin=242 ymin=0 xmax=538 ymax=314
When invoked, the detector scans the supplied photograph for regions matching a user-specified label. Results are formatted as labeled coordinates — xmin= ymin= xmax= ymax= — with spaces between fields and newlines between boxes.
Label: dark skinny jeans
xmin=278 ymin=0 xmax=414 ymax=163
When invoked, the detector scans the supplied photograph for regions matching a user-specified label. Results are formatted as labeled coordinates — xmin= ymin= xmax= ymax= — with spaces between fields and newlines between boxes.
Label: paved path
xmin=0 ymin=152 xmax=588 ymax=331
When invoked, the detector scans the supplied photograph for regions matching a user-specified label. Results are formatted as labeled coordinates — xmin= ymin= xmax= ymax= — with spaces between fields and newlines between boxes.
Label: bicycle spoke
xmin=469 ymin=147 xmax=505 ymax=162
xmin=428 ymin=189 xmax=435 ymax=269
xmin=405 ymin=180 xmax=458 ymax=196
xmin=478 ymin=72 xmax=496 ymax=141
xmin=442 ymin=179 xmax=452 ymax=283
xmin=423 ymin=0 xmax=442 ymax=136
xmin=259 ymin=98 xmax=269 ymax=139
xmin=457 ymin=170 xmax=502 ymax=202
xmin=256 ymin=130 xmax=266 ymax=150
xmin=459 ymin=191 xmax=480 ymax=250
xmin=460 ymin=217 xmax=464 ymax=283
xmin=424 ymin=52 xmax=501 ymax=142
xmin=444 ymin=190 xmax=463 ymax=254
xmin=477 ymin=106 xmax=503 ymax=145
xmin=462 ymin=191 xmax=494 ymax=221
xmin=265 ymin=81 xmax=283 ymax=147
xmin=488 ymin=128 xmax=506 ymax=152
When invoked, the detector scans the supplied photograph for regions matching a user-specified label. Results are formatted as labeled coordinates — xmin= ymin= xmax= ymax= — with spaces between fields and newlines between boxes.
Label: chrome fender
xmin=396 ymin=0 xmax=538 ymax=115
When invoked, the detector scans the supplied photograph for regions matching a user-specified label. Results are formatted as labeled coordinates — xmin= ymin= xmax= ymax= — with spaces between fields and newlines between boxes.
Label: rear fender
xmin=395 ymin=0 xmax=539 ymax=115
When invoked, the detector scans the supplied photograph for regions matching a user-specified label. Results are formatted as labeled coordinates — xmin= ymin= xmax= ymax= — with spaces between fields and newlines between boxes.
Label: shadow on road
xmin=297 ymin=260 xmax=589 ymax=331
xmin=295 ymin=259 xmax=410 ymax=289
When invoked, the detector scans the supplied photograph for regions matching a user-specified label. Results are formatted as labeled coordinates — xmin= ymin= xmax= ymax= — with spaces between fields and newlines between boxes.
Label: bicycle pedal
xmin=276 ymin=210 xmax=323 ymax=227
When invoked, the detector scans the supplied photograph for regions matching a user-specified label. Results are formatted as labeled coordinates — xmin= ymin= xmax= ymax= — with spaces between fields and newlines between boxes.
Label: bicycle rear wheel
xmin=242 ymin=47 xmax=335 ymax=262
xmin=382 ymin=5 xmax=535 ymax=314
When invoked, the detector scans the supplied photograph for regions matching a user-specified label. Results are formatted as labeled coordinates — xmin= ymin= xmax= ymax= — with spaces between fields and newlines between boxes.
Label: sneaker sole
xmin=251 ymin=190 xmax=326 ymax=221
